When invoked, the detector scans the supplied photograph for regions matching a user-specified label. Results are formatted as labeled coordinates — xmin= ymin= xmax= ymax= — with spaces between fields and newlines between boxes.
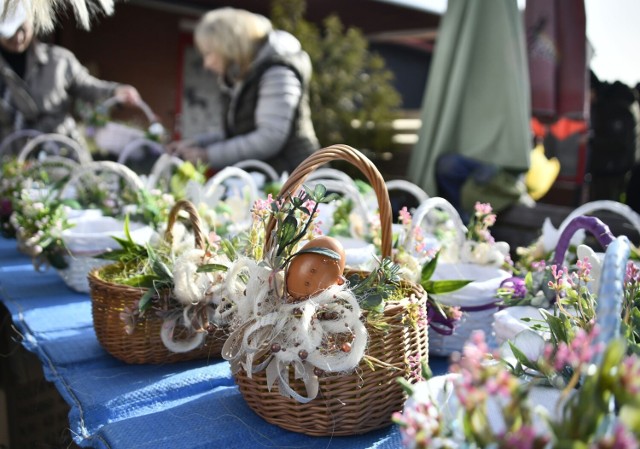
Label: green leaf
xmin=396 ymin=377 xmax=414 ymax=395
xmin=138 ymin=288 xmax=156 ymax=312
xmin=221 ymin=239 xmax=237 ymax=261
xmin=152 ymin=259 xmax=173 ymax=281
xmin=360 ymin=293 xmax=384 ymax=311
xmin=123 ymin=214 xmax=133 ymax=243
xmin=423 ymin=279 xmax=472 ymax=294
xmin=197 ymin=263 xmax=228 ymax=273
xmin=278 ymin=215 xmax=298 ymax=247
xmin=420 ymin=252 xmax=439 ymax=284
xmin=508 ymin=342 xmax=538 ymax=370
xmin=322 ymin=192 xmax=340 ymax=203
xmin=313 ymin=184 xmax=327 ymax=200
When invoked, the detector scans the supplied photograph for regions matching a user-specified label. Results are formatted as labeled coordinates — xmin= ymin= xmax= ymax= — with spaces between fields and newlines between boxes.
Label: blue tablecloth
xmin=0 ymin=237 xmax=449 ymax=449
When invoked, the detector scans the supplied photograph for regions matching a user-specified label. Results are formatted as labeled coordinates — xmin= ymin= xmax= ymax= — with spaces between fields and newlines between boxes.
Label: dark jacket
xmin=204 ymin=31 xmax=319 ymax=174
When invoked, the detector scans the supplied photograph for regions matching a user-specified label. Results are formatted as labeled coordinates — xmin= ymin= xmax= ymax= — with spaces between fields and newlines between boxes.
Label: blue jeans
xmin=435 ymin=153 xmax=497 ymax=223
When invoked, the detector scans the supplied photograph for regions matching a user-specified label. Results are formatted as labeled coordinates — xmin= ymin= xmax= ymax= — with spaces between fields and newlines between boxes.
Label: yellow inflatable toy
xmin=525 ymin=144 xmax=561 ymax=200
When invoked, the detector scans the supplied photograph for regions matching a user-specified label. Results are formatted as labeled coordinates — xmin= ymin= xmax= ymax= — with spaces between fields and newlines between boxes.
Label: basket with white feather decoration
xmin=223 ymin=144 xmax=429 ymax=436
xmin=89 ymin=199 xmax=229 ymax=364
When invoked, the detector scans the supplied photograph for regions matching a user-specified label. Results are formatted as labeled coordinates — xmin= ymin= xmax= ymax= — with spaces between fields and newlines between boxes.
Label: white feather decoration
xmin=2 ymin=0 xmax=115 ymax=33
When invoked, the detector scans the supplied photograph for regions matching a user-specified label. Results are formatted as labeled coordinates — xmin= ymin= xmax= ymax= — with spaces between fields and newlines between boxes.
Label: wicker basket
xmin=89 ymin=200 xmax=227 ymax=364
xmin=406 ymin=197 xmax=510 ymax=355
xmin=233 ymin=144 xmax=429 ymax=436
xmin=56 ymin=161 xmax=151 ymax=293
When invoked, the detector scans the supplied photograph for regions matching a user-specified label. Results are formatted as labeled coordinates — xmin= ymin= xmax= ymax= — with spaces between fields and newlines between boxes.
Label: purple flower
xmin=500 ymin=277 xmax=527 ymax=299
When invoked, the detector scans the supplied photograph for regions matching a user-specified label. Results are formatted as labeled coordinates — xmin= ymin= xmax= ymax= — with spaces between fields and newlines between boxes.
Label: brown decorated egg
xmin=286 ymin=236 xmax=346 ymax=301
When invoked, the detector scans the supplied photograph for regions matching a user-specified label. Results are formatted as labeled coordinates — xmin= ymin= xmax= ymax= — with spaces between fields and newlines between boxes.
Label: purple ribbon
xmin=427 ymin=299 xmax=500 ymax=336
xmin=427 ymin=303 xmax=457 ymax=336
xmin=459 ymin=302 xmax=500 ymax=312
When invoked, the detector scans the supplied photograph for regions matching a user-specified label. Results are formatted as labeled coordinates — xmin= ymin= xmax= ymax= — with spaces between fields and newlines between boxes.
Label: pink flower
xmin=626 ymin=261 xmax=640 ymax=285
xmin=546 ymin=327 xmax=603 ymax=371
xmin=591 ymin=423 xmax=639 ymax=449
xmin=532 ymin=260 xmax=546 ymax=271
xmin=620 ymin=354 xmax=640 ymax=397
xmin=475 ymin=202 xmax=493 ymax=216
xmin=398 ymin=206 xmax=412 ymax=226
xmin=499 ymin=425 xmax=547 ymax=449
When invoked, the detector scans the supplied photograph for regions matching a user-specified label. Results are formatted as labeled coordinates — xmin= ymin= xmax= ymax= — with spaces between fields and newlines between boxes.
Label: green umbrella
xmin=407 ymin=0 xmax=531 ymax=211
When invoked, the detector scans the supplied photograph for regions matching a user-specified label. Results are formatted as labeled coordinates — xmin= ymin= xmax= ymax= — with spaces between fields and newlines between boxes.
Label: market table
xmin=0 ymin=236 xmax=448 ymax=449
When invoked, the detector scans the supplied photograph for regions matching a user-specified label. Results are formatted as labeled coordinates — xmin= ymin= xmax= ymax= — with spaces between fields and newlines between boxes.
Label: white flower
xmin=540 ymin=217 xmax=585 ymax=254
xmin=500 ymin=329 xmax=546 ymax=364
xmin=459 ymin=240 xmax=510 ymax=267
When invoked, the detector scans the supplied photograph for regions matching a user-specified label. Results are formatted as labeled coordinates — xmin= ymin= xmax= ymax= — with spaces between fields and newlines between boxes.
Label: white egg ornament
xmin=285 ymin=236 xmax=347 ymax=302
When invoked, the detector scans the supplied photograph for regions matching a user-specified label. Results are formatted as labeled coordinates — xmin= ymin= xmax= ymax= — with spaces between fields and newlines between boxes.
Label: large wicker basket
xmin=234 ymin=144 xmax=429 ymax=436
xmin=89 ymin=200 xmax=227 ymax=364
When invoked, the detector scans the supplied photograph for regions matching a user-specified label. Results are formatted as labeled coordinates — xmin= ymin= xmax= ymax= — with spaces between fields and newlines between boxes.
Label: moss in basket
xmin=101 ymin=216 xmax=237 ymax=316
xmin=99 ymin=216 xmax=176 ymax=312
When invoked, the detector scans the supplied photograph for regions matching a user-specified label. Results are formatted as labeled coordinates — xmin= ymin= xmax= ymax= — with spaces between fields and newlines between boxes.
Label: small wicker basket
xmin=89 ymin=200 xmax=227 ymax=364
xmin=233 ymin=144 xmax=429 ymax=436
xmin=56 ymin=161 xmax=151 ymax=293
xmin=12 ymin=133 xmax=91 ymax=249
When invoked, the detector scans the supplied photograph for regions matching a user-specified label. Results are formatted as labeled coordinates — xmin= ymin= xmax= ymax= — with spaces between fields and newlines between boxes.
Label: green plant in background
xmin=270 ymin=0 xmax=402 ymax=155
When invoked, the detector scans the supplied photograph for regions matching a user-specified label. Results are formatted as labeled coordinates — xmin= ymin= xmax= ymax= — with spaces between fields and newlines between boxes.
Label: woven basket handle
xmin=144 ymin=154 xmax=185 ymax=190
xmin=164 ymin=199 xmax=206 ymax=250
xmin=265 ymin=144 xmax=392 ymax=258
xmin=385 ymin=179 xmax=430 ymax=205
xmin=557 ymin=200 xmax=640 ymax=243
xmin=58 ymin=160 xmax=145 ymax=200
xmin=406 ymin=197 xmax=467 ymax=254
xmin=232 ymin=159 xmax=280 ymax=183
xmin=592 ymin=235 xmax=631 ymax=365
xmin=116 ymin=138 xmax=164 ymax=166
xmin=99 ymin=96 xmax=158 ymax=125
xmin=17 ymin=133 xmax=92 ymax=165
xmin=552 ymin=215 xmax=615 ymax=267
xmin=0 ymin=129 xmax=42 ymax=157
xmin=25 ymin=156 xmax=81 ymax=176
xmin=201 ymin=166 xmax=260 ymax=205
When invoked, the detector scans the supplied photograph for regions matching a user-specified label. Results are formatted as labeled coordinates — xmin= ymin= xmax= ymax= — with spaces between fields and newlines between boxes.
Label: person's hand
xmin=166 ymin=140 xmax=208 ymax=164
xmin=114 ymin=85 xmax=142 ymax=106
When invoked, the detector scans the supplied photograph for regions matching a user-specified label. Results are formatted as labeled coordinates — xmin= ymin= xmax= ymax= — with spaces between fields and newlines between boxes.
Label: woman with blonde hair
xmin=168 ymin=7 xmax=319 ymax=174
